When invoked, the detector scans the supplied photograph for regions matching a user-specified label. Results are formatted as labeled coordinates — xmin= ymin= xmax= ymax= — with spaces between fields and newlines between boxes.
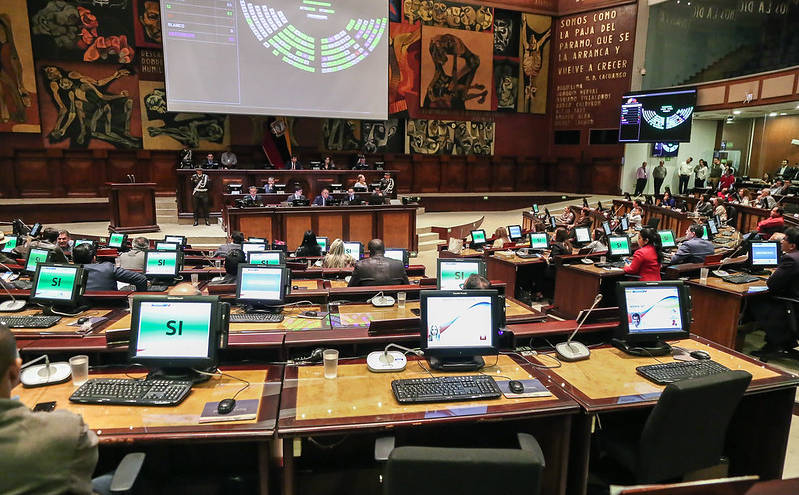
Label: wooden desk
xmin=552 ymin=263 xmax=627 ymax=319
xmin=225 ymin=204 xmax=417 ymax=251
xmin=486 ymin=252 xmax=546 ymax=299
xmin=278 ymin=354 xmax=580 ymax=495
xmin=533 ymin=337 xmax=798 ymax=495
xmin=3 ymin=308 xmax=123 ymax=338
xmin=686 ymin=274 xmax=771 ymax=349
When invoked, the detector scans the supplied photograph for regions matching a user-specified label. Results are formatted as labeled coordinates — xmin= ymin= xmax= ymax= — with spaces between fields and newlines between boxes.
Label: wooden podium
xmin=107 ymin=182 xmax=159 ymax=233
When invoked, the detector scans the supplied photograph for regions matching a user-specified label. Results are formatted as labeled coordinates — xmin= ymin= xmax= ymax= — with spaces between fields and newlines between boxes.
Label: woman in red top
xmin=623 ymin=227 xmax=662 ymax=281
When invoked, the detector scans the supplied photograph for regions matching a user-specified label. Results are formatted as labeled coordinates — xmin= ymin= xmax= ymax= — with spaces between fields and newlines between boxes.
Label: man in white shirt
xmin=678 ymin=157 xmax=693 ymax=195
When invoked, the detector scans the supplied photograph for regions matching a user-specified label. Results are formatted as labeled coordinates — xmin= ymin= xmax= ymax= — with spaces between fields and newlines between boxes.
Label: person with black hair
xmin=463 ymin=274 xmax=491 ymax=289
xmin=694 ymin=194 xmax=713 ymax=217
xmin=348 ymin=239 xmax=409 ymax=287
xmin=214 ymin=231 xmax=244 ymax=257
xmin=585 ymin=229 xmax=607 ymax=253
xmin=73 ymin=243 xmax=147 ymax=292
xmin=288 ymin=155 xmax=302 ymax=170
xmin=757 ymin=207 xmax=785 ymax=235
xmin=19 ymin=227 xmax=70 ymax=264
xmin=549 ymin=228 xmax=573 ymax=257
xmin=624 ymin=227 xmax=662 ymax=281
xmin=209 ymin=249 xmax=246 ymax=285
xmin=295 ymin=230 xmax=322 ymax=257
xmin=190 ymin=167 xmax=211 ymax=226
xmin=670 ymin=224 xmax=714 ymax=265
xmin=287 ymin=187 xmax=306 ymax=202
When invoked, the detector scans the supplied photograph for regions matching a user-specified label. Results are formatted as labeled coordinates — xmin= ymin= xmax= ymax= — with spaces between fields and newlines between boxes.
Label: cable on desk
xmin=192 ymin=368 xmax=250 ymax=400
xmin=480 ymin=354 xmax=514 ymax=381
xmin=308 ymin=435 xmax=350 ymax=450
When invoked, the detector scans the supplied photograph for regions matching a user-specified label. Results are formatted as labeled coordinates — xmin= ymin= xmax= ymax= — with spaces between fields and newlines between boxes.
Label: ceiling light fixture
xmin=769 ymin=112 xmax=778 ymax=117
xmin=733 ymin=110 xmax=742 ymax=115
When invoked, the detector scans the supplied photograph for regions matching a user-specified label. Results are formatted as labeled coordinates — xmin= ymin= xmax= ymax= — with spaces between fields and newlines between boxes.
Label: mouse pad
xmin=496 ymin=379 xmax=552 ymax=399
xmin=199 ymin=399 xmax=259 ymax=423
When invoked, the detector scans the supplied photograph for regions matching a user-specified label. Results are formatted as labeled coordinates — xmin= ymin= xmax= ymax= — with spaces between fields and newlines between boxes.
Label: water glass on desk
xmin=69 ymin=355 xmax=89 ymax=386
xmin=699 ymin=267 xmax=709 ymax=285
xmin=397 ymin=291 xmax=406 ymax=309
xmin=323 ymin=349 xmax=339 ymax=379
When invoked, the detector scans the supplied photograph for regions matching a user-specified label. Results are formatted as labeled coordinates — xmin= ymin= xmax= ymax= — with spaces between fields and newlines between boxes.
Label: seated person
xmin=570 ymin=207 xmax=592 ymax=230
xmin=295 ymin=230 xmax=322 ymax=257
xmin=751 ymin=227 xmax=799 ymax=355
xmin=549 ymin=228 xmax=573 ymax=257
xmin=368 ymin=187 xmax=386 ymax=205
xmin=322 ymin=156 xmax=336 ymax=170
xmin=72 ymin=243 xmax=147 ymax=292
xmin=117 ymin=236 xmax=150 ymax=270
xmin=670 ymin=224 xmax=715 ymax=265
xmin=322 ymin=239 xmax=355 ymax=268
xmin=263 ymin=176 xmax=278 ymax=194
xmin=492 ymin=227 xmax=511 ymax=249
xmin=661 ymin=192 xmax=676 ymax=208
xmin=202 ymin=153 xmax=219 ymax=169
xmin=352 ymin=155 xmax=369 ymax=170
xmin=0 ymin=323 xmax=108 ymax=495
xmin=241 ymin=185 xmax=262 ymax=206
xmin=694 ymin=194 xmax=713 ymax=216
xmin=18 ymin=227 xmax=69 ymax=263
xmin=287 ymin=154 xmax=302 ymax=170
xmin=313 ymin=188 xmax=332 ymax=206
xmin=623 ymin=227 xmax=662 ymax=281
xmin=343 ymin=187 xmax=361 ymax=205
xmin=712 ymin=197 xmax=728 ymax=222
xmin=348 ymin=239 xmax=409 ymax=286
xmin=57 ymin=230 xmax=72 ymax=259
xmin=756 ymin=189 xmax=777 ymax=209
xmin=627 ymin=207 xmax=643 ymax=229
xmin=287 ymin=187 xmax=306 ymax=202
xmin=353 ymin=174 xmax=369 ymax=191
xmin=585 ymin=229 xmax=607 ymax=253
xmin=168 ymin=282 xmax=202 ymax=296
xmin=558 ymin=208 xmax=575 ymax=225
xmin=0 ymin=234 xmax=17 ymax=266
xmin=209 ymin=249 xmax=245 ymax=285
xmin=213 ymin=231 xmax=244 ymax=258
xmin=463 ymin=274 xmax=491 ymax=289
xmin=757 ymin=207 xmax=785 ymax=234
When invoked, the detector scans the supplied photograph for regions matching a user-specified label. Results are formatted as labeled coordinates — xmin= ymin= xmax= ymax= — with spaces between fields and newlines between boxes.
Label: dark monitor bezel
xmin=657 ymin=229 xmax=676 ymax=248
xmin=620 ymin=217 xmax=630 ymax=231
xmin=241 ymin=242 xmax=268 ymax=255
xmin=29 ymin=223 xmax=42 ymax=237
xmin=748 ymin=240 xmax=781 ymax=269
xmin=420 ymin=289 xmax=501 ymax=358
xmin=235 ymin=264 xmax=288 ymax=305
xmin=143 ymin=250 xmax=182 ymax=279
xmin=72 ymin=239 xmax=95 ymax=249
xmin=608 ymin=235 xmax=632 ymax=257
xmin=108 ymin=233 xmax=127 ymax=249
xmin=128 ymin=295 xmax=224 ymax=370
xmin=383 ymin=248 xmax=409 ymax=267
xmin=549 ymin=217 xmax=557 ymax=229
xmin=506 ymin=225 xmax=523 ymax=241
xmin=707 ymin=218 xmax=719 ymax=236
xmin=602 ymin=221 xmax=612 ymax=236
xmin=1 ymin=235 xmax=18 ymax=253
xmin=615 ymin=280 xmax=691 ymax=343
xmin=436 ymin=258 xmax=487 ymax=290
xmin=30 ymin=263 xmax=86 ymax=306
xmin=573 ymin=227 xmax=591 ymax=244
xmin=247 ymin=250 xmax=286 ymax=266
xmin=164 ymin=235 xmax=186 ymax=246
xmin=343 ymin=241 xmax=363 ymax=260
xmin=315 ymin=236 xmax=329 ymax=254
xmin=532 ymin=204 xmax=539 ymax=214
xmin=155 ymin=242 xmax=179 ymax=251
xmin=25 ymin=248 xmax=52 ymax=273
xmin=470 ymin=229 xmax=487 ymax=246
xmin=528 ymin=232 xmax=550 ymax=250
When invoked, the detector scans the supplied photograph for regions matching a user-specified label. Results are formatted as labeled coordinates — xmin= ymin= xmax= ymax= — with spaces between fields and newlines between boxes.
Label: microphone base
xmin=555 ymin=342 xmax=591 ymax=362
xmin=0 ymin=300 xmax=26 ymax=312
xmin=367 ymin=351 xmax=407 ymax=372
xmin=20 ymin=362 xmax=71 ymax=388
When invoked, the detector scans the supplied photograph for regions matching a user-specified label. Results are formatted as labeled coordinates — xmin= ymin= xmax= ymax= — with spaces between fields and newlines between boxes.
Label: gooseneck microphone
xmin=555 ymin=294 xmax=602 ymax=362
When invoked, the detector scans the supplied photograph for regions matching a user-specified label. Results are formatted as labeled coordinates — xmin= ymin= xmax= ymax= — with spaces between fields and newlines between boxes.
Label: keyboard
xmin=12 ymin=280 xmax=32 ymax=290
xmin=146 ymin=285 xmax=169 ymax=292
xmin=721 ymin=274 xmax=760 ymax=284
xmin=69 ymin=378 xmax=193 ymax=406
xmin=596 ymin=261 xmax=626 ymax=269
xmin=230 ymin=312 xmax=284 ymax=323
xmin=636 ymin=360 xmax=731 ymax=385
xmin=391 ymin=375 xmax=501 ymax=404
xmin=0 ymin=315 xmax=61 ymax=328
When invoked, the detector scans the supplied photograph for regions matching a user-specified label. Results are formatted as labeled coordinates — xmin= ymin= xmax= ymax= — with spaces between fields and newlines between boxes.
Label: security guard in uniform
xmin=190 ymin=167 xmax=211 ymax=225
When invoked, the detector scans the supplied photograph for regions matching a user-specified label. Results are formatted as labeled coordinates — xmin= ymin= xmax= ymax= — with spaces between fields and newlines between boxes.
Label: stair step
xmin=417 ymin=232 xmax=440 ymax=243
xmin=416 ymin=226 xmax=432 ymax=235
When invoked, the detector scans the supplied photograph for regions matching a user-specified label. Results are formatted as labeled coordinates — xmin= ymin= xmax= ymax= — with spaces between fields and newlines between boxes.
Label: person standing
xmin=220 ymin=148 xmax=237 ymax=169
xmin=653 ymin=160 xmax=668 ymax=195
xmin=190 ymin=167 xmax=211 ymax=226
xmin=379 ymin=172 xmax=395 ymax=196
xmin=708 ymin=157 xmax=723 ymax=190
xmin=178 ymin=145 xmax=192 ymax=168
xmin=634 ymin=161 xmax=648 ymax=196
xmin=678 ymin=157 xmax=693 ymax=194
xmin=694 ymin=159 xmax=708 ymax=189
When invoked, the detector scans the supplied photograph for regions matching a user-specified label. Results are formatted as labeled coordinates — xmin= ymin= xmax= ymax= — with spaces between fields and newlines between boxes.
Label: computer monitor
xmin=707 ymin=218 xmax=719 ymax=236
xmin=144 ymin=250 xmax=182 ymax=281
xmin=248 ymin=237 xmax=266 ymax=243
xmin=748 ymin=241 xmax=780 ymax=274
xmin=658 ymin=230 xmax=676 ymax=248
xmin=507 ymin=225 xmax=523 ymax=241
xmin=241 ymin=242 xmax=267 ymax=255
xmin=714 ymin=214 xmax=722 ymax=227
xmin=343 ymin=241 xmax=363 ymax=260
xmin=384 ymin=248 xmax=409 ymax=267
xmin=420 ymin=289 xmax=501 ymax=371
xmin=620 ymin=217 xmax=629 ymax=231
xmin=602 ymin=221 xmax=612 ymax=236
xmin=532 ymin=204 xmax=539 ymax=214
xmin=129 ymin=295 xmax=229 ymax=381
xmin=236 ymin=264 xmax=288 ymax=307
xmin=315 ymin=236 xmax=328 ymax=254
xmin=574 ymin=227 xmax=591 ymax=244
xmin=72 ymin=239 xmax=95 ymax=248
xmin=29 ymin=223 xmax=42 ymax=237
xmin=108 ymin=233 xmax=127 ymax=249
xmin=608 ymin=236 xmax=631 ymax=258
xmin=155 ymin=242 xmax=179 ymax=251
xmin=30 ymin=263 xmax=87 ymax=308
xmin=247 ymin=250 xmax=285 ymax=266
xmin=25 ymin=248 xmax=51 ymax=273
xmin=470 ymin=230 xmax=487 ymax=248
xmin=528 ymin=232 xmax=549 ymax=250
xmin=1 ymin=235 xmax=18 ymax=253
xmin=436 ymin=258 xmax=486 ymax=290
xmin=165 ymin=235 xmax=186 ymax=246
xmin=549 ymin=216 xmax=557 ymax=229
xmin=614 ymin=281 xmax=691 ymax=356
xmin=700 ymin=225 xmax=710 ymax=240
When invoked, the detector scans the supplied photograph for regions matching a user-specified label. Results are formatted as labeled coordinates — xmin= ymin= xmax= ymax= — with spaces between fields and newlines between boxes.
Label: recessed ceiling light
xmin=780 ymin=112 xmax=787 ymax=116
xmin=769 ymin=112 xmax=778 ymax=117
xmin=732 ymin=110 xmax=741 ymax=115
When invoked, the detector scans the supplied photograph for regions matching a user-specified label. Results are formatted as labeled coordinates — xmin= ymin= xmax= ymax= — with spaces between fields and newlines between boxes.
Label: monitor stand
xmin=428 ymin=355 xmax=485 ymax=372
xmin=147 ymin=367 xmax=212 ymax=384
xmin=611 ymin=338 xmax=672 ymax=357
xmin=746 ymin=266 xmax=767 ymax=275
xmin=242 ymin=303 xmax=282 ymax=314
xmin=42 ymin=303 xmax=91 ymax=317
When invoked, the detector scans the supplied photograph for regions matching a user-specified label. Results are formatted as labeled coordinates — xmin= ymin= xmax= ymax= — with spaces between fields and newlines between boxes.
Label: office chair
xmin=724 ymin=205 xmax=737 ymax=227
xmin=106 ymin=453 xmax=146 ymax=494
xmin=376 ymin=433 xmax=545 ymax=495
xmin=755 ymin=296 xmax=799 ymax=363
xmin=646 ymin=217 xmax=660 ymax=230
xmin=598 ymin=370 xmax=751 ymax=484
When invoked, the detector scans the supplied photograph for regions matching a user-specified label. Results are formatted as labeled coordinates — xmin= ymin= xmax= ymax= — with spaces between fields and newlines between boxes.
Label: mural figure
xmin=406 ymin=119 xmax=493 ymax=156
xmin=362 ymin=119 xmax=402 ymax=153
xmin=0 ymin=14 xmax=32 ymax=123
xmin=322 ymin=119 xmax=360 ymax=151
xmin=138 ymin=0 xmax=161 ymax=44
xmin=143 ymin=87 xmax=224 ymax=147
xmin=521 ymin=16 xmax=551 ymax=111
xmin=424 ymin=33 xmax=486 ymax=109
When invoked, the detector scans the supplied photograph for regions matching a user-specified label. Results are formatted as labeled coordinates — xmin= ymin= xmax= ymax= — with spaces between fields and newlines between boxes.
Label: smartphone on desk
xmin=33 ymin=401 xmax=56 ymax=412
xmin=297 ymin=310 xmax=328 ymax=319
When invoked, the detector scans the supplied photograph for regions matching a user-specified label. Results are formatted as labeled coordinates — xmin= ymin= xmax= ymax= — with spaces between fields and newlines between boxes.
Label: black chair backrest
xmin=725 ymin=205 xmax=738 ymax=225
xmin=636 ymin=370 xmax=752 ymax=483
xmin=647 ymin=217 xmax=660 ymax=230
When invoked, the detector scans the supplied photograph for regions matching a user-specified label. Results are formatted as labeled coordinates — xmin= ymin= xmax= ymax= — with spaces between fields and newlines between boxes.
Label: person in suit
xmin=313 ymin=188 xmax=332 ymax=206
xmin=73 ymin=243 xmax=147 ymax=291
xmin=117 ymin=236 xmax=150 ymax=270
xmin=669 ymin=224 xmax=715 ymax=265
xmin=263 ymin=177 xmax=277 ymax=194
xmin=352 ymin=155 xmax=369 ymax=170
xmin=752 ymin=227 xmax=799 ymax=355
xmin=56 ymin=230 xmax=72 ymax=259
xmin=774 ymin=159 xmax=794 ymax=179
xmin=287 ymin=187 xmax=306 ymax=202
xmin=241 ymin=185 xmax=263 ymax=207
xmin=202 ymin=153 xmax=219 ymax=169
xmin=18 ymin=227 xmax=69 ymax=264
xmin=287 ymin=155 xmax=302 ymax=170
xmin=348 ymin=239 xmax=409 ymax=286
xmin=368 ymin=187 xmax=386 ymax=205
xmin=623 ymin=227 xmax=662 ymax=281
xmin=344 ymin=187 xmax=361 ymax=205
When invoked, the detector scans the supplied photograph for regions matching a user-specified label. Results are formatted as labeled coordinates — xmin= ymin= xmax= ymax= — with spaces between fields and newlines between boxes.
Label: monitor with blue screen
xmin=620 ymin=217 xmax=629 ymax=231
xmin=242 ymin=242 xmax=267 ymax=255
xmin=602 ymin=221 xmax=612 ymax=236
xmin=236 ymin=264 xmax=287 ymax=305
xmin=614 ymin=281 xmax=690 ymax=356
xmin=574 ymin=227 xmax=591 ymax=244
xmin=507 ymin=225 xmax=523 ymax=241
xmin=749 ymin=241 xmax=779 ymax=273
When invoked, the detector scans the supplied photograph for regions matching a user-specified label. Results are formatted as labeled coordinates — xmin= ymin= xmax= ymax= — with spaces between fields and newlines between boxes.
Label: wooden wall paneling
xmin=14 ymin=150 xmax=55 ymax=197
xmin=0 ymin=147 xmax=18 ymax=197
xmin=387 ymin=154 xmax=413 ymax=193
xmin=62 ymin=151 xmax=98 ymax=196
xmin=106 ymin=151 xmax=137 ymax=185
xmin=440 ymin=155 xmax=467 ymax=192
xmin=379 ymin=211 xmax=415 ymax=251
xmin=412 ymin=154 xmax=441 ymax=192
xmin=515 ymin=156 xmax=539 ymax=191
xmin=315 ymin=213 xmax=344 ymax=241
xmin=239 ymin=216 xmax=272 ymax=241
xmin=284 ymin=214 xmax=312 ymax=248
xmin=554 ymin=157 xmax=578 ymax=193
xmin=148 ymin=151 xmax=179 ymax=194
xmin=491 ymin=156 xmax=516 ymax=192
xmin=466 ymin=155 xmax=492 ymax=192
xmin=588 ymin=157 xmax=621 ymax=195
xmin=118 ymin=189 xmax=154 ymax=228
xmin=537 ymin=159 xmax=556 ymax=190
xmin=346 ymin=212 xmax=375 ymax=247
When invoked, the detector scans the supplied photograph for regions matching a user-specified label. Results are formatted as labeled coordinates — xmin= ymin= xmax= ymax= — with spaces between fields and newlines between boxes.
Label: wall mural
xmin=36 ymin=61 xmax=141 ymax=149
xmin=420 ymin=26 xmax=493 ymax=111
xmin=403 ymin=0 xmax=494 ymax=32
xmin=493 ymin=9 xmax=519 ymax=57
xmin=388 ymin=22 xmax=421 ymax=117
xmin=138 ymin=80 xmax=228 ymax=150
xmin=133 ymin=0 xmax=161 ymax=48
xmin=519 ymin=13 xmax=551 ymax=114
xmin=322 ymin=119 xmax=361 ymax=151
xmin=0 ymin=0 xmax=40 ymax=133
xmin=493 ymin=59 xmax=519 ymax=112
xmin=362 ymin=119 xmax=405 ymax=153
xmin=28 ymin=0 xmax=135 ymax=64
xmin=405 ymin=118 xmax=494 ymax=155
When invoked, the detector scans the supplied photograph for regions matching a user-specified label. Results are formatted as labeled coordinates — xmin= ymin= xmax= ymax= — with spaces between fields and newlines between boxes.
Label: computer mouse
xmin=508 ymin=380 xmax=524 ymax=394
xmin=217 ymin=398 xmax=236 ymax=415
xmin=689 ymin=350 xmax=711 ymax=360
xmin=76 ymin=317 xmax=90 ymax=325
